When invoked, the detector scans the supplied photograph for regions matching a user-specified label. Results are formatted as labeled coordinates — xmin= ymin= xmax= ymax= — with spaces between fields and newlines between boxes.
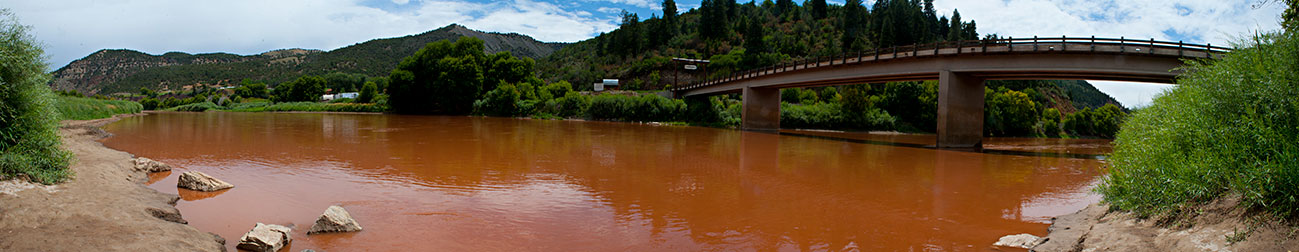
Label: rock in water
xmin=237 ymin=223 xmax=292 ymax=252
xmin=307 ymin=205 xmax=363 ymax=234
xmin=176 ymin=171 xmax=234 ymax=192
xmin=993 ymin=233 xmax=1043 ymax=249
xmin=132 ymin=157 xmax=172 ymax=172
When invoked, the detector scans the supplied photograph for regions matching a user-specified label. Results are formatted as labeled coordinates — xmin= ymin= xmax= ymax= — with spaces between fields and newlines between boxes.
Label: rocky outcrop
xmin=307 ymin=205 xmax=363 ymax=234
xmin=177 ymin=171 xmax=234 ymax=192
xmin=237 ymin=223 xmax=292 ymax=252
xmin=132 ymin=157 xmax=172 ymax=173
xmin=993 ymin=233 xmax=1042 ymax=249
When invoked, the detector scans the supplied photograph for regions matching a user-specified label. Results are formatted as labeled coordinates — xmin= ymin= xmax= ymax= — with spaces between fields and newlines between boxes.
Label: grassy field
xmin=54 ymin=96 xmax=143 ymax=120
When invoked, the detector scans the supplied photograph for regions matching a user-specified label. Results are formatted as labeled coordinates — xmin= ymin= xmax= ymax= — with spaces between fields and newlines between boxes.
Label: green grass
xmin=1097 ymin=31 xmax=1299 ymax=219
xmin=53 ymin=96 xmax=143 ymax=120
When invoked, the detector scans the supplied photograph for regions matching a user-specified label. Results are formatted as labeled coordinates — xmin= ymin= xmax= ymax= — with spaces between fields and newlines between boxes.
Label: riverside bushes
xmin=0 ymin=10 xmax=72 ymax=183
xmin=1098 ymin=31 xmax=1299 ymax=218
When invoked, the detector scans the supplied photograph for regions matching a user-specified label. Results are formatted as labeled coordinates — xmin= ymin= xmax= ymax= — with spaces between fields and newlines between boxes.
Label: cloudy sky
xmin=7 ymin=0 xmax=1287 ymax=108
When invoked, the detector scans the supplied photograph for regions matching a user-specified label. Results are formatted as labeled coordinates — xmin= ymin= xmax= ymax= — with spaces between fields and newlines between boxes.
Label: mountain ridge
xmin=50 ymin=24 xmax=564 ymax=95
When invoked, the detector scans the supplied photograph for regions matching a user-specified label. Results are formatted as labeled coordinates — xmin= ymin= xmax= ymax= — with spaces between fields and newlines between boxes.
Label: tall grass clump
xmin=53 ymin=96 xmax=142 ymax=120
xmin=1098 ymin=30 xmax=1299 ymax=218
xmin=0 ymin=10 xmax=72 ymax=183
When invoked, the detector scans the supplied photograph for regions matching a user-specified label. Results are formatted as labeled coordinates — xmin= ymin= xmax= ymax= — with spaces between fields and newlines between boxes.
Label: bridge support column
xmin=936 ymin=70 xmax=985 ymax=149
xmin=742 ymin=87 xmax=781 ymax=131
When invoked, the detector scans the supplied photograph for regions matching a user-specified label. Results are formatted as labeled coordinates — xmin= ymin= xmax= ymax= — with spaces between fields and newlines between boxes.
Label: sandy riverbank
xmin=1034 ymin=197 xmax=1298 ymax=251
xmin=0 ymin=113 xmax=224 ymax=251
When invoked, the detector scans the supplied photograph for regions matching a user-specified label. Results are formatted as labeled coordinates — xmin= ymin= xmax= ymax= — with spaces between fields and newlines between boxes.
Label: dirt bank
xmin=1034 ymin=197 xmax=1299 ymax=252
xmin=0 ymin=113 xmax=224 ymax=251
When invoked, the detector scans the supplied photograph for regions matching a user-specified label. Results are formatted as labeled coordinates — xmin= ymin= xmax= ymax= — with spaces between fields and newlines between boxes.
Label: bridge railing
xmin=672 ymin=36 xmax=1233 ymax=92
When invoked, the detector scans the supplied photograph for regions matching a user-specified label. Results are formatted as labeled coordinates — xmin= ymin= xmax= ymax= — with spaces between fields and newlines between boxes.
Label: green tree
xmin=388 ymin=37 xmax=529 ymax=114
xmin=139 ymin=98 xmax=160 ymax=110
xmin=985 ymin=89 xmax=1037 ymax=136
xmin=139 ymin=87 xmax=157 ymax=98
xmin=358 ymin=81 xmax=379 ymax=103
xmin=484 ymin=52 xmax=535 ymax=92
xmin=811 ymin=0 xmax=828 ymax=19
xmin=0 ymin=9 xmax=73 ymax=183
xmin=840 ymin=0 xmax=868 ymax=52
xmin=662 ymin=0 xmax=678 ymax=30
xmin=1284 ymin=0 xmax=1297 ymax=31
xmin=237 ymin=79 xmax=268 ymax=98
xmin=947 ymin=10 xmax=963 ymax=41
xmin=272 ymin=76 xmax=326 ymax=102
xmin=476 ymin=84 xmax=521 ymax=116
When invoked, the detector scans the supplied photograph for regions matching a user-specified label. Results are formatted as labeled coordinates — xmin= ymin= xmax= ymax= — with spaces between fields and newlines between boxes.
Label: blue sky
xmin=7 ymin=0 xmax=1287 ymax=107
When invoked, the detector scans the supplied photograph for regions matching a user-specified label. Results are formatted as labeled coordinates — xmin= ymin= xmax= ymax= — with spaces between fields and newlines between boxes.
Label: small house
xmin=593 ymin=79 xmax=619 ymax=92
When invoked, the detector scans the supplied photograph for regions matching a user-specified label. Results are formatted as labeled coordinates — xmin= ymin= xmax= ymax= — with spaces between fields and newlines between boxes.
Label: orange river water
xmin=100 ymin=112 xmax=1106 ymax=251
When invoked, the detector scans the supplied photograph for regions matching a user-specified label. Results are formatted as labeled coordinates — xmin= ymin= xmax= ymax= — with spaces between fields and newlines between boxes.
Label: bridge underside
xmin=680 ymin=52 xmax=1186 ymax=149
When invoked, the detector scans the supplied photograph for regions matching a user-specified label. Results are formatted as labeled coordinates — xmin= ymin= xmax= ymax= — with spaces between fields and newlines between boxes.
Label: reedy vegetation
xmin=0 ymin=9 xmax=72 ymax=183
xmin=1099 ymin=29 xmax=1299 ymax=218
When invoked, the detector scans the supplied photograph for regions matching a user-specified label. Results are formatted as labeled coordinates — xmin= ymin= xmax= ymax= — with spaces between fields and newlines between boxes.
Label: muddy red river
xmin=101 ymin=112 xmax=1106 ymax=251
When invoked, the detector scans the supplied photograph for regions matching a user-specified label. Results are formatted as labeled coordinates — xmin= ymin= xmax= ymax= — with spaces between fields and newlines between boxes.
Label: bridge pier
xmin=936 ymin=70 xmax=986 ymax=149
xmin=741 ymin=87 xmax=781 ymax=131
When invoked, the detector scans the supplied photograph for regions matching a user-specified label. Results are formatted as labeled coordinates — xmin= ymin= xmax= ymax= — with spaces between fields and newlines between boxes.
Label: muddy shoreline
xmin=0 ymin=113 xmax=224 ymax=251
xmin=1033 ymin=199 xmax=1298 ymax=251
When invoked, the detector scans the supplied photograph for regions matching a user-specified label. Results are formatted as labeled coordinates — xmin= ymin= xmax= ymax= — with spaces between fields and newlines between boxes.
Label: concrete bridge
xmin=672 ymin=36 xmax=1230 ymax=148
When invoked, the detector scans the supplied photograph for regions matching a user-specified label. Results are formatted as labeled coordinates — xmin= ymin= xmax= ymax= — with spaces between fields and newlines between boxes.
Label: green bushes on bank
xmin=0 ymin=10 xmax=72 ymax=183
xmin=223 ymin=102 xmax=386 ymax=113
xmin=1098 ymin=30 xmax=1299 ymax=218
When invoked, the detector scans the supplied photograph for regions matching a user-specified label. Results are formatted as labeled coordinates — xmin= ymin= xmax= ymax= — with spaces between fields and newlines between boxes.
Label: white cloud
xmin=584 ymin=0 xmax=660 ymax=10
xmin=7 ymin=0 xmax=618 ymax=69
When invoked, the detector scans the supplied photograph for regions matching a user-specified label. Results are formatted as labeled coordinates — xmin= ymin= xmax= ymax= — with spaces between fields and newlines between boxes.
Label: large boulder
xmin=132 ymin=157 xmax=172 ymax=173
xmin=307 ymin=205 xmax=363 ymax=234
xmin=994 ymin=233 xmax=1043 ymax=249
xmin=176 ymin=171 xmax=234 ymax=192
xmin=237 ymin=223 xmax=292 ymax=252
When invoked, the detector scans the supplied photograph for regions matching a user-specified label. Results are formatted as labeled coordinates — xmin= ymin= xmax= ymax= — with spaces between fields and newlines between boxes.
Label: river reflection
xmin=101 ymin=112 xmax=1104 ymax=251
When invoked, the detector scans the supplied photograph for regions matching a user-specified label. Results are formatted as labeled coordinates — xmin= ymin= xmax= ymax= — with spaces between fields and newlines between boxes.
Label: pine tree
xmin=947 ymin=10 xmax=963 ymax=41
xmin=811 ymin=0 xmax=828 ymax=19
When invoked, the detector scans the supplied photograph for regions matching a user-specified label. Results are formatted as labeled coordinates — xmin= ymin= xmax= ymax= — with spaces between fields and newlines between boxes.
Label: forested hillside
xmin=50 ymin=24 xmax=562 ymax=95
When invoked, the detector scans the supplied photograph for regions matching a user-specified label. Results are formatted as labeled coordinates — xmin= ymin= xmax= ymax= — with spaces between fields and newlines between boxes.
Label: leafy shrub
xmin=358 ymin=81 xmax=378 ymax=103
xmin=0 ymin=10 xmax=72 ymax=183
xmin=1099 ymin=31 xmax=1299 ymax=218
xmin=139 ymin=98 xmax=160 ymax=110
xmin=475 ymin=84 xmax=521 ymax=116
xmin=781 ymin=102 xmax=845 ymax=128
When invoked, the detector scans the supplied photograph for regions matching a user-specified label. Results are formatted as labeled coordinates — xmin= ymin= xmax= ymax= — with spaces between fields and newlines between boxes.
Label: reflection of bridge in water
xmin=672 ymin=37 xmax=1230 ymax=148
